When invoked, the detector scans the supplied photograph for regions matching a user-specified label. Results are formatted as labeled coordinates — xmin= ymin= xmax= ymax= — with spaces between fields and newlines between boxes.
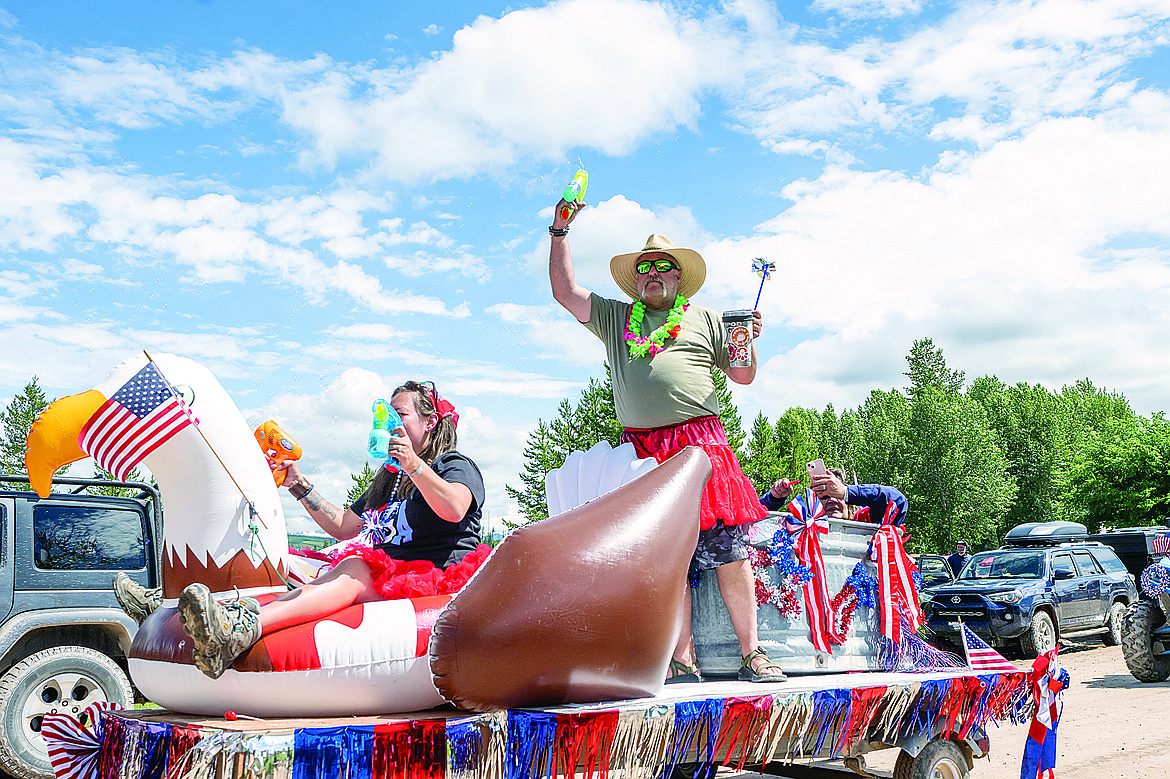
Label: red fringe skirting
xmin=622 ymin=415 xmax=767 ymax=530
xmin=326 ymin=543 xmax=493 ymax=600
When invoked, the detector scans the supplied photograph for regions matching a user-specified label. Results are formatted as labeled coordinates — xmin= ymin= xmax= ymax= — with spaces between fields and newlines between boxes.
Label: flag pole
xmin=143 ymin=351 xmax=267 ymax=529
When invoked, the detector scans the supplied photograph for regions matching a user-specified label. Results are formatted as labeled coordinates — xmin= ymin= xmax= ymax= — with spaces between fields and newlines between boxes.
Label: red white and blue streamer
xmin=867 ymin=500 xmax=923 ymax=645
xmin=41 ymin=701 xmax=121 ymax=779
xmin=786 ymin=490 xmax=842 ymax=652
xmin=1021 ymin=648 xmax=1069 ymax=779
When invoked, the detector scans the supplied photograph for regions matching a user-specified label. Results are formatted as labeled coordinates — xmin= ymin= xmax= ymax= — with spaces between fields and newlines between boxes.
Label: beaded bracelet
xmin=548 ymin=225 xmax=569 ymax=237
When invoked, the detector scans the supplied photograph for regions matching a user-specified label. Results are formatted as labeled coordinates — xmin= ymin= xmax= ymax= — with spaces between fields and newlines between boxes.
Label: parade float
xmin=25 ymin=354 xmax=1044 ymax=779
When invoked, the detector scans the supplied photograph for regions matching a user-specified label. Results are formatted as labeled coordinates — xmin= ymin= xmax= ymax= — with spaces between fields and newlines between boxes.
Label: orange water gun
xmin=254 ymin=420 xmax=302 ymax=486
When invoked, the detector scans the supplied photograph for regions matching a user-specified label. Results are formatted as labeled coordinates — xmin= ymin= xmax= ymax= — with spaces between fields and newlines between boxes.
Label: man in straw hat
xmin=547 ymin=199 xmax=785 ymax=684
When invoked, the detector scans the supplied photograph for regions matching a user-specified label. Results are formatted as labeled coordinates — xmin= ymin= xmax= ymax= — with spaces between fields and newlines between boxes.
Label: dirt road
xmin=735 ymin=640 xmax=1170 ymax=778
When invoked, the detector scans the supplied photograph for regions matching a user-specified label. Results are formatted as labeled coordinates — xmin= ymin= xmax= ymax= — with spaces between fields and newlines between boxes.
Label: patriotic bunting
xmin=52 ymin=671 xmax=1032 ymax=779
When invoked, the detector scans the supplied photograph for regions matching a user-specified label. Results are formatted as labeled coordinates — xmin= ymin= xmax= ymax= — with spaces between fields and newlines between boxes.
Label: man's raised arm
xmin=548 ymin=200 xmax=592 ymax=323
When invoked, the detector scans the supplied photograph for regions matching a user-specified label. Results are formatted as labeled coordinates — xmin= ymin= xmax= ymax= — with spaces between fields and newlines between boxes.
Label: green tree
xmin=505 ymin=369 xmax=622 ymax=526
xmin=1 ymin=378 xmax=50 ymax=475
xmin=741 ymin=411 xmax=779 ymax=492
xmin=347 ymin=462 xmax=378 ymax=505
xmin=968 ymin=377 xmax=1064 ymax=528
xmin=903 ymin=387 xmax=1016 ymax=552
xmin=772 ymin=407 xmax=820 ymax=481
xmin=852 ymin=389 xmax=915 ymax=492
xmin=904 ymin=337 xmax=965 ymax=401
xmin=1059 ymin=413 xmax=1170 ymax=531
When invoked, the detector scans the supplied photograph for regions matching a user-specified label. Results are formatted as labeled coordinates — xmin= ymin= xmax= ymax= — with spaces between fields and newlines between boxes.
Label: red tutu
xmin=622 ymin=415 xmax=767 ymax=530
xmin=327 ymin=543 xmax=493 ymax=600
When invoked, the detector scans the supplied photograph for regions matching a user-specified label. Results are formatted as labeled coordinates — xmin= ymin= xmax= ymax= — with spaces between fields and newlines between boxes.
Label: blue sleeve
xmin=759 ymin=490 xmax=786 ymax=511
xmin=845 ymin=484 xmax=908 ymax=526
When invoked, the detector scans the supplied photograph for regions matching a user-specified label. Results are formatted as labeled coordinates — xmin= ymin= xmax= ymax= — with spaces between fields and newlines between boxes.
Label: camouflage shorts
xmin=690 ymin=521 xmax=751 ymax=572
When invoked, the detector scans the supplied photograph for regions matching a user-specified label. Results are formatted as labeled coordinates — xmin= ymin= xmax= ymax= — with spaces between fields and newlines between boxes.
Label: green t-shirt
xmin=584 ymin=293 xmax=731 ymax=429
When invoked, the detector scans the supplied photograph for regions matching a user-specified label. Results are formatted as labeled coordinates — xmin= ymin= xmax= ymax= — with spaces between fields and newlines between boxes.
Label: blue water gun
xmin=367 ymin=399 xmax=405 ymax=472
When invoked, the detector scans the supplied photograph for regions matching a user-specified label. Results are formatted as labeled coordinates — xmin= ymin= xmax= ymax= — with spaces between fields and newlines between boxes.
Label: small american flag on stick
xmin=79 ymin=361 xmax=198 ymax=480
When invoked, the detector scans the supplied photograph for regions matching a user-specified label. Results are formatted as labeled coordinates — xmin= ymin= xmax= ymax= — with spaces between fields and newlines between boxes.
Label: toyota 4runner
xmin=921 ymin=521 xmax=1138 ymax=658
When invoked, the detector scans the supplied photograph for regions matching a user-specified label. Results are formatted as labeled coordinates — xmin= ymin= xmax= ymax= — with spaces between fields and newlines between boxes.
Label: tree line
xmin=4 ymin=339 xmax=1167 ymax=553
xmin=506 ymin=338 xmax=1170 ymax=553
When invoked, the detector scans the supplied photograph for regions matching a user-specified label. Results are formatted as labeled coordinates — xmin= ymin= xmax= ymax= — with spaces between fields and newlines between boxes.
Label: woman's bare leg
xmin=258 ymin=556 xmax=382 ymax=634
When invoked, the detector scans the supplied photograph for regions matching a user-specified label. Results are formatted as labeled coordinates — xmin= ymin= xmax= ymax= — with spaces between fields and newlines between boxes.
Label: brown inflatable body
xmin=431 ymin=446 xmax=711 ymax=712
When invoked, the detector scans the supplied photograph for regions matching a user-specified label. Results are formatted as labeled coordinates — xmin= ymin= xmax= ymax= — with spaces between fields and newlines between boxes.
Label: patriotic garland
xmin=827 ymin=562 xmax=878 ymax=640
xmin=749 ymin=527 xmax=812 ymax=618
xmin=41 ymin=701 xmax=121 ymax=779
xmin=1140 ymin=561 xmax=1170 ymax=597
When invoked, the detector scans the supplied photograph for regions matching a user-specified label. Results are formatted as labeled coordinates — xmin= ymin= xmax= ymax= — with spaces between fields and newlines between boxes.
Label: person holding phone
xmin=549 ymin=205 xmax=784 ymax=684
xmin=761 ymin=464 xmax=908 ymax=526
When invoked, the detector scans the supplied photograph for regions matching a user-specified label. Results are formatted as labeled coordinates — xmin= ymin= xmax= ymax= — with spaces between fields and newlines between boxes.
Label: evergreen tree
xmin=1 ymin=378 xmax=50 ymax=475
xmin=506 ymin=368 xmax=621 ymax=526
xmin=741 ymin=411 xmax=779 ymax=492
xmin=347 ymin=462 xmax=378 ymax=506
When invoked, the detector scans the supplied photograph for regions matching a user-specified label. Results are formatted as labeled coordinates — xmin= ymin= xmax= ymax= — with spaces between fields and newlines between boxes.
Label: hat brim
xmin=610 ymin=246 xmax=707 ymax=300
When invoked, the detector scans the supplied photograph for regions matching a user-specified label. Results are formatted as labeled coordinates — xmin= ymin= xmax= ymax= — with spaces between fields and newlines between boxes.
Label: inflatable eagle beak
xmin=25 ymin=390 xmax=108 ymax=498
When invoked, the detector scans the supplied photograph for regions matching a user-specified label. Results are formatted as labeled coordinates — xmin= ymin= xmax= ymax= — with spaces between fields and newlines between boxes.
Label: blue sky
xmin=3 ymin=0 xmax=1169 ymax=534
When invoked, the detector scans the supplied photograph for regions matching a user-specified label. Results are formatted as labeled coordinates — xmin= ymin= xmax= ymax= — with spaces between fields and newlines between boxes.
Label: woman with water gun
xmin=176 ymin=380 xmax=489 ymax=679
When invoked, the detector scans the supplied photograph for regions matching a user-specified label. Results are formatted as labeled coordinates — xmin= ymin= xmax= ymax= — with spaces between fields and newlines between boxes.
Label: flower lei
xmin=624 ymin=296 xmax=688 ymax=358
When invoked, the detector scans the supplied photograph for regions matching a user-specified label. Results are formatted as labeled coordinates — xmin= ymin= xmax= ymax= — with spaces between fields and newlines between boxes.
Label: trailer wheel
xmin=893 ymin=738 xmax=970 ymax=779
xmin=1121 ymin=600 xmax=1170 ymax=683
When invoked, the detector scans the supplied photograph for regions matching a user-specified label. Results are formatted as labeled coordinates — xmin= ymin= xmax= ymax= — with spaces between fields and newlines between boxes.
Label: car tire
xmin=1102 ymin=601 xmax=1126 ymax=647
xmin=1121 ymin=600 xmax=1170 ymax=683
xmin=1019 ymin=609 xmax=1056 ymax=658
xmin=893 ymin=737 xmax=970 ymax=779
xmin=0 ymin=646 xmax=133 ymax=779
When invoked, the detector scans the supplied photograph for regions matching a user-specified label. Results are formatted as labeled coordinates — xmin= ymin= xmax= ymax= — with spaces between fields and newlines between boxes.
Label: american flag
xmin=960 ymin=622 xmax=1018 ymax=673
xmin=78 ymin=362 xmax=198 ymax=480
xmin=1153 ymin=534 xmax=1170 ymax=554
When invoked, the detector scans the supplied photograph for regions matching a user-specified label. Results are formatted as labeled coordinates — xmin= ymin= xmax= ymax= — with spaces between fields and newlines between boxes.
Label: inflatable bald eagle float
xmin=26 ymin=354 xmax=709 ymax=717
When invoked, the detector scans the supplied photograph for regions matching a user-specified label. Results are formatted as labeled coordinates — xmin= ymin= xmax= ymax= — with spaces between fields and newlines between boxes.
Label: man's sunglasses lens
xmin=636 ymin=259 xmax=676 ymax=274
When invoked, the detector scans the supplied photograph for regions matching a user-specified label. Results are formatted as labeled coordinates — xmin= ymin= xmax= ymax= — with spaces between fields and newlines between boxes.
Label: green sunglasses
xmin=635 ymin=258 xmax=678 ymax=274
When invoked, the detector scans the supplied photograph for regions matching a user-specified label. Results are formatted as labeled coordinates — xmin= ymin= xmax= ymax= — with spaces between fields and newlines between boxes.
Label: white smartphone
xmin=806 ymin=459 xmax=828 ymax=479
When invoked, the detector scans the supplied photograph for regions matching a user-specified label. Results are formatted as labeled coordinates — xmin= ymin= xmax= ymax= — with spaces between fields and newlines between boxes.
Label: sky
xmin=3 ymin=0 xmax=1170 ymax=535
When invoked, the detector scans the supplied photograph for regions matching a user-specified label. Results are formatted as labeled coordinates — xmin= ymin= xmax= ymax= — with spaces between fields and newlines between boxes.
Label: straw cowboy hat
xmin=610 ymin=234 xmax=707 ymax=300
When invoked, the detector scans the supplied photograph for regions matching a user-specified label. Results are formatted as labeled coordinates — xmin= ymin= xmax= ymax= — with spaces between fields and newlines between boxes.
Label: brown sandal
xmin=666 ymin=658 xmax=703 ymax=684
xmin=739 ymin=647 xmax=787 ymax=683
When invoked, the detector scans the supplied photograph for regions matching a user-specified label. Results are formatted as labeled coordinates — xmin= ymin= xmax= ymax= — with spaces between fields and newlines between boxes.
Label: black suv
xmin=921 ymin=522 xmax=1138 ymax=657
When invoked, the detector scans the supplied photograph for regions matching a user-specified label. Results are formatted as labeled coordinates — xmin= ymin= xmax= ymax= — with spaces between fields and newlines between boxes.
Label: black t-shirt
xmin=349 ymin=451 xmax=485 ymax=568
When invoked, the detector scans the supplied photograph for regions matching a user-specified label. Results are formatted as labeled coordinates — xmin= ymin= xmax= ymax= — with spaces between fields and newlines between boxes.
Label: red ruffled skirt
xmin=622 ymin=415 xmax=767 ymax=530
xmin=327 ymin=543 xmax=493 ymax=600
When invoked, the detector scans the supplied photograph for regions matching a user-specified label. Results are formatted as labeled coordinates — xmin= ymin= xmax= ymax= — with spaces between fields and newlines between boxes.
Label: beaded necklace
xmin=624 ymin=295 xmax=688 ymax=358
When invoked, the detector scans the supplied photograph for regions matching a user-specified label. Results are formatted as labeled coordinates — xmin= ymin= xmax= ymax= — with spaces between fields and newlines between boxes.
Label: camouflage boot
xmin=177 ymin=583 xmax=261 ymax=679
xmin=113 ymin=572 xmax=163 ymax=625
